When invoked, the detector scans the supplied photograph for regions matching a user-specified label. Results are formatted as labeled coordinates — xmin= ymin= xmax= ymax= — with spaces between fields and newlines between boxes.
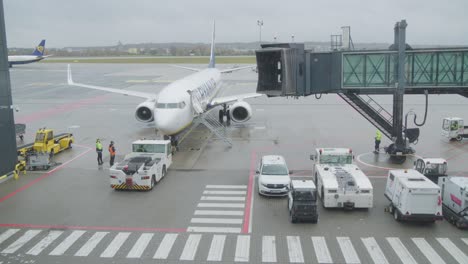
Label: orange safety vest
xmin=108 ymin=145 xmax=115 ymax=156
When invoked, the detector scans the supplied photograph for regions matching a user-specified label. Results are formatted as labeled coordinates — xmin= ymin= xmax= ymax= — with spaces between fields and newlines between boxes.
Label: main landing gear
xmin=219 ymin=104 xmax=231 ymax=126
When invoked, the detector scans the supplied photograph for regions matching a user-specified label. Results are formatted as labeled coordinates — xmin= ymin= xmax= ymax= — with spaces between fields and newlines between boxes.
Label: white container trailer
xmin=312 ymin=148 xmax=373 ymax=209
xmin=385 ymin=169 xmax=443 ymax=222
xmin=438 ymin=176 xmax=468 ymax=228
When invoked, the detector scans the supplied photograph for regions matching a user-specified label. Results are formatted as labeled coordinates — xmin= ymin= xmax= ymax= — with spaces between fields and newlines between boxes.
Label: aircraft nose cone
xmin=155 ymin=112 xmax=178 ymax=135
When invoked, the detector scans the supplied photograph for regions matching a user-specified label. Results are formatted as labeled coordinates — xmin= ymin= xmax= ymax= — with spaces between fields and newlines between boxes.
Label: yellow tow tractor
xmin=17 ymin=128 xmax=74 ymax=170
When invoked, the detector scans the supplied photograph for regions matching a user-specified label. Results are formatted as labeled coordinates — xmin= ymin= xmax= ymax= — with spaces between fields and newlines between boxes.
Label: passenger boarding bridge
xmin=256 ymin=20 xmax=468 ymax=163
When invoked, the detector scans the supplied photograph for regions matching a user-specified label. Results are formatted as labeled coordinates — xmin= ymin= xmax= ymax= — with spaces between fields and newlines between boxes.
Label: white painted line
xmin=27 ymin=231 xmax=63 ymax=256
xmin=198 ymin=203 xmax=245 ymax=208
xmin=127 ymin=233 xmax=154 ymax=258
xmin=235 ymin=235 xmax=250 ymax=262
xmin=412 ymin=238 xmax=446 ymax=264
xmin=187 ymin=227 xmax=241 ymax=233
xmin=75 ymin=232 xmax=108 ymax=257
xmin=207 ymin=234 xmax=226 ymax=261
xmin=203 ymin=190 xmax=247 ymax=195
xmin=287 ymin=236 xmax=304 ymax=263
xmin=248 ymin=175 xmax=255 ymax=234
xmin=386 ymin=237 xmax=417 ymax=264
xmin=49 ymin=230 xmax=86 ymax=256
xmin=180 ymin=234 xmax=202 ymax=261
xmin=153 ymin=233 xmax=178 ymax=259
xmin=206 ymin=185 xmax=247 ymax=189
xmin=463 ymin=238 xmax=468 ymax=247
xmin=201 ymin=196 xmax=245 ymax=201
xmin=436 ymin=238 xmax=468 ymax=264
xmin=337 ymin=237 xmax=360 ymax=264
xmin=100 ymin=232 xmax=130 ymax=258
xmin=0 ymin=229 xmax=20 ymax=245
xmin=194 ymin=210 xmax=244 ymax=216
xmin=361 ymin=237 xmax=389 ymax=264
xmin=312 ymin=236 xmax=333 ymax=264
xmin=2 ymin=230 xmax=41 ymax=254
xmin=190 ymin=218 xmax=243 ymax=224
xmin=262 ymin=236 xmax=277 ymax=263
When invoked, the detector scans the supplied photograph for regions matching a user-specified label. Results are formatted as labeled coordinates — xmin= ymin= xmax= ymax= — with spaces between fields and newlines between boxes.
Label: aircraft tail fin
xmin=32 ymin=40 xmax=46 ymax=56
xmin=208 ymin=21 xmax=215 ymax=68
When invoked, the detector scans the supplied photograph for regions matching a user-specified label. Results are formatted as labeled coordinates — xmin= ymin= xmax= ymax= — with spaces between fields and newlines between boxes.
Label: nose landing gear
xmin=218 ymin=104 xmax=231 ymax=126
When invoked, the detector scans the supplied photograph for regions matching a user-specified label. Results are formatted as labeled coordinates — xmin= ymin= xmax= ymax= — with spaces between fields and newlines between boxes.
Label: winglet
xmin=208 ymin=21 xmax=216 ymax=68
xmin=67 ymin=64 xmax=74 ymax=85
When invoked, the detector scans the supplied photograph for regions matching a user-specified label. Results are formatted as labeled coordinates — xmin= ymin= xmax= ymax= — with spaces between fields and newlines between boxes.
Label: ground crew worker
xmin=14 ymin=160 xmax=26 ymax=180
xmin=108 ymin=141 xmax=116 ymax=166
xmin=374 ymin=130 xmax=382 ymax=153
xmin=96 ymin=139 xmax=103 ymax=165
xmin=451 ymin=121 xmax=459 ymax=131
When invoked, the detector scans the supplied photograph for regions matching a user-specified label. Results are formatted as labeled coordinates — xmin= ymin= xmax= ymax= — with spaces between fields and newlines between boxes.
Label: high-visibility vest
xmin=376 ymin=130 xmax=382 ymax=141
xmin=109 ymin=145 xmax=115 ymax=155
xmin=96 ymin=142 xmax=103 ymax=151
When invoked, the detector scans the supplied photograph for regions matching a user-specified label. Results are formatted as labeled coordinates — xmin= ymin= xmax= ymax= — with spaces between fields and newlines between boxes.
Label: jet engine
xmin=135 ymin=100 xmax=155 ymax=123
xmin=229 ymin=101 xmax=252 ymax=123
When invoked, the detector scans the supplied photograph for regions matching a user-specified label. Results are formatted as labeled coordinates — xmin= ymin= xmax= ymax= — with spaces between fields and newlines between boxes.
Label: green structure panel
xmin=342 ymin=49 xmax=468 ymax=88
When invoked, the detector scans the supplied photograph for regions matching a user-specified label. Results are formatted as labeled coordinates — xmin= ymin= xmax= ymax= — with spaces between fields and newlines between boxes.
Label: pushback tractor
xmin=442 ymin=117 xmax=468 ymax=141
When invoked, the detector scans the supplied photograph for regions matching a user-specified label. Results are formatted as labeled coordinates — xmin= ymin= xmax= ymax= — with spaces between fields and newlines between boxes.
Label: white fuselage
xmin=8 ymin=55 xmax=44 ymax=65
xmin=152 ymin=68 xmax=222 ymax=135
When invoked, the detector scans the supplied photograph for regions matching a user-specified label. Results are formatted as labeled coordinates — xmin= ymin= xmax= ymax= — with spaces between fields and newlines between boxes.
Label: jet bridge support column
xmin=387 ymin=20 xmax=413 ymax=163
xmin=0 ymin=0 xmax=18 ymax=177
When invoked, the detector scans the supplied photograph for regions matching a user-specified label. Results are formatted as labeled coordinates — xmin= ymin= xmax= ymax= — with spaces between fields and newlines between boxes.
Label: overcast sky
xmin=4 ymin=0 xmax=468 ymax=48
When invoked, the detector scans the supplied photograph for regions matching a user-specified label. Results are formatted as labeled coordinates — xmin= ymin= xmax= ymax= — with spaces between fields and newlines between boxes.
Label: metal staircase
xmin=194 ymin=110 xmax=233 ymax=147
xmin=338 ymin=93 xmax=395 ymax=139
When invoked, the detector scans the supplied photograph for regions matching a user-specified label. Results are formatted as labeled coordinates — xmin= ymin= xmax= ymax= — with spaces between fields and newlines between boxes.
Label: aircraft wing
xmin=170 ymin=65 xmax=201 ymax=72
xmin=209 ymin=93 xmax=262 ymax=107
xmin=67 ymin=64 xmax=156 ymax=99
xmin=220 ymin=65 xmax=256 ymax=73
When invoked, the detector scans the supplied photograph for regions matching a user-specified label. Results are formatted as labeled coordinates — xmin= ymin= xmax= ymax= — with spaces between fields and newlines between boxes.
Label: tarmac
xmin=0 ymin=62 xmax=467 ymax=264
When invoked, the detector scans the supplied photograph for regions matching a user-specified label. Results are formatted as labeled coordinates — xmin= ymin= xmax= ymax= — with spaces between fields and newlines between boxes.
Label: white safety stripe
xmin=361 ymin=237 xmax=389 ymax=264
xmin=312 ymin=236 xmax=333 ymax=263
xmin=27 ymin=231 xmax=63 ymax=256
xmin=287 ymin=236 xmax=304 ymax=263
xmin=436 ymin=238 xmax=468 ymax=264
xmin=462 ymin=238 xmax=468 ymax=246
xmin=194 ymin=210 xmax=244 ymax=216
xmin=190 ymin=218 xmax=243 ymax=224
xmin=153 ymin=233 xmax=178 ymax=259
xmin=0 ymin=229 xmax=20 ymax=245
xmin=180 ymin=234 xmax=202 ymax=261
xmin=206 ymin=185 xmax=247 ymax=189
xmin=49 ymin=230 xmax=86 ymax=256
xmin=187 ymin=227 xmax=241 ymax=233
xmin=207 ymin=234 xmax=226 ymax=261
xmin=127 ymin=233 xmax=154 ymax=258
xmin=412 ymin=238 xmax=446 ymax=264
xmin=100 ymin=232 xmax=130 ymax=258
xmin=235 ymin=235 xmax=250 ymax=262
xmin=197 ymin=203 xmax=245 ymax=208
xmin=1 ymin=230 xmax=41 ymax=254
xmin=337 ymin=237 xmax=360 ymax=264
xmin=262 ymin=236 xmax=277 ymax=263
xmin=386 ymin=237 xmax=417 ymax=264
xmin=75 ymin=232 xmax=108 ymax=257
xmin=203 ymin=190 xmax=246 ymax=195
xmin=201 ymin=196 xmax=245 ymax=201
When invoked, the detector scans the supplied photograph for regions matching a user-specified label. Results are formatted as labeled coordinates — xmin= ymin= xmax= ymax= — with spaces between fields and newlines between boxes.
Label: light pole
xmin=291 ymin=34 xmax=295 ymax=43
xmin=257 ymin=19 xmax=263 ymax=45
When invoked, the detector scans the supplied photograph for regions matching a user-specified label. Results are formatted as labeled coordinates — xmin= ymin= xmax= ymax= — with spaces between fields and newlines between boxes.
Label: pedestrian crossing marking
xmin=412 ymin=238 xmax=446 ymax=264
xmin=0 ymin=229 xmax=20 ymax=245
xmin=207 ymin=234 xmax=226 ymax=261
xmin=361 ymin=237 xmax=388 ymax=264
xmin=436 ymin=238 xmax=468 ymax=264
xmin=27 ymin=230 xmax=63 ymax=256
xmin=75 ymin=232 xmax=108 ymax=257
xmin=287 ymin=236 xmax=304 ymax=263
xmin=180 ymin=234 xmax=202 ymax=261
xmin=312 ymin=236 xmax=332 ymax=264
xmin=262 ymin=235 xmax=277 ymax=263
xmin=235 ymin=235 xmax=250 ymax=262
xmin=127 ymin=233 xmax=153 ymax=258
xmin=386 ymin=237 xmax=417 ymax=264
xmin=49 ymin=230 xmax=86 ymax=256
xmin=153 ymin=233 xmax=178 ymax=259
xmin=1 ymin=229 xmax=41 ymax=254
xmin=337 ymin=237 xmax=360 ymax=264
xmin=100 ymin=232 xmax=130 ymax=258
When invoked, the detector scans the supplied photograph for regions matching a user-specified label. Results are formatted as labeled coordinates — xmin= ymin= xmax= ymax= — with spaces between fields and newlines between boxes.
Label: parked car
xmin=257 ymin=155 xmax=291 ymax=196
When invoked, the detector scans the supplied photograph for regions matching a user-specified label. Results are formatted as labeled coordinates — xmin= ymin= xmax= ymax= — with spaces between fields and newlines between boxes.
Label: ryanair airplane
xmin=8 ymin=40 xmax=51 ymax=67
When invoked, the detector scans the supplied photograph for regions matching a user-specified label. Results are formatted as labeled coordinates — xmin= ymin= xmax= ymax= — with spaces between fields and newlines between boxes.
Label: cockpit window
xmin=157 ymin=102 xmax=186 ymax=109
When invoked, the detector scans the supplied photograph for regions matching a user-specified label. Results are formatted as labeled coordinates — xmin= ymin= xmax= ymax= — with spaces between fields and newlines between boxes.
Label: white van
xmin=257 ymin=155 xmax=291 ymax=196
